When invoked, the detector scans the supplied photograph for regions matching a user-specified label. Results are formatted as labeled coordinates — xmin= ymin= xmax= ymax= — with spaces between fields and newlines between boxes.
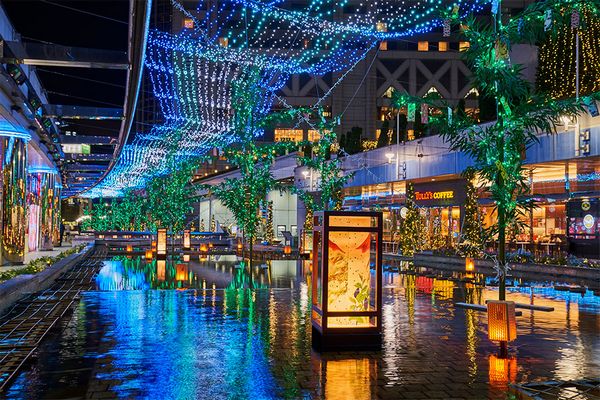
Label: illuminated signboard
xmin=412 ymin=180 xmax=466 ymax=206
xmin=415 ymin=190 xmax=454 ymax=201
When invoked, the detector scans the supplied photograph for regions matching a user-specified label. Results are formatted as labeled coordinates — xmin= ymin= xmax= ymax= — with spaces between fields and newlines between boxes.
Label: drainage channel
xmin=0 ymin=245 xmax=106 ymax=391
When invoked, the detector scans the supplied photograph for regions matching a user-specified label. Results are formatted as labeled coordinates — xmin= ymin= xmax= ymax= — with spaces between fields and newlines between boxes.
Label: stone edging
xmin=410 ymin=253 xmax=600 ymax=282
xmin=0 ymin=243 xmax=95 ymax=316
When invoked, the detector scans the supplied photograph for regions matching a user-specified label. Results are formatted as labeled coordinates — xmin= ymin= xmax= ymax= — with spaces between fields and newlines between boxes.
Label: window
xmin=418 ymin=41 xmax=429 ymax=51
xmin=275 ymin=129 xmax=303 ymax=142
xmin=379 ymin=41 xmax=388 ymax=51
xmin=459 ymin=41 xmax=470 ymax=52
xmin=183 ymin=18 xmax=194 ymax=29
xmin=438 ymin=41 xmax=448 ymax=52
xmin=219 ymin=37 xmax=229 ymax=47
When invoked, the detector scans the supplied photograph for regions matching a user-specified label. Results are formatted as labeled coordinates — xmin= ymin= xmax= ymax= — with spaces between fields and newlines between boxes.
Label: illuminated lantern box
xmin=487 ymin=300 xmax=517 ymax=342
xmin=157 ymin=229 xmax=167 ymax=259
xmin=183 ymin=229 xmax=191 ymax=250
xmin=311 ymin=211 xmax=382 ymax=351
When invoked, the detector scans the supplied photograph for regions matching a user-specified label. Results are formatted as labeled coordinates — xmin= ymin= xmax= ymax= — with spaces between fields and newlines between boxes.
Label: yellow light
xmin=176 ymin=263 xmax=188 ymax=281
xmin=438 ymin=41 xmax=448 ymax=52
xmin=151 ymin=241 xmax=157 ymax=250
xmin=418 ymin=41 xmax=429 ymax=51
xmin=157 ymin=260 xmax=166 ymax=281
xmin=145 ymin=250 xmax=153 ymax=260
xmin=200 ymin=244 xmax=208 ymax=252
xmin=98 ymin=234 xmax=105 ymax=239
xmin=112 ymin=235 xmax=118 ymax=239
xmin=183 ymin=254 xmax=190 ymax=262
xmin=488 ymin=355 xmax=517 ymax=386
xmin=487 ymin=301 xmax=517 ymax=342
xmin=284 ymin=245 xmax=292 ymax=254
xmin=465 ymin=257 xmax=475 ymax=272
xmin=126 ymin=245 xmax=133 ymax=252
xmin=237 ymin=243 xmax=243 ymax=250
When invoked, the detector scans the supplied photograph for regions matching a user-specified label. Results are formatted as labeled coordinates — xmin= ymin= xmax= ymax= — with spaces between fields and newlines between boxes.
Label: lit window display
xmin=274 ymin=129 xmax=304 ymax=142
xmin=312 ymin=211 xmax=382 ymax=351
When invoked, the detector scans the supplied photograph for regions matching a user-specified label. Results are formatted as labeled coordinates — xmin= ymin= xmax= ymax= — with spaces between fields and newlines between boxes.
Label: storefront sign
xmin=415 ymin=190 xmax=454 ymax=201
xmin=412 ymin=180 xmax=466 ymax=206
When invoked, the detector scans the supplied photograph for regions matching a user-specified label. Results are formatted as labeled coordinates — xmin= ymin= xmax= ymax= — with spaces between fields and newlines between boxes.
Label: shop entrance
xmin=421 ymin=206 xmax=461 ymax=249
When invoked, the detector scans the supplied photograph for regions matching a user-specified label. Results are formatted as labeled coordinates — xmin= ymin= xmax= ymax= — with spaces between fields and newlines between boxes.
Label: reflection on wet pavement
xmin=3 ymin=256 xmax=599 ymax=399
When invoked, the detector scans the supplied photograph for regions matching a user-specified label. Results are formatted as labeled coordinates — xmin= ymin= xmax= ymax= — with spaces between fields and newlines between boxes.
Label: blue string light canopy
xmin=83 ymin=0 xmax=487 ymax=198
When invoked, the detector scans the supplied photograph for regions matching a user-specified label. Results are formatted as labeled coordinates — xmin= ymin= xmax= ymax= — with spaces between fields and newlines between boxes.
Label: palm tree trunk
xmin=498 ymin=207 xmax=506 ymax=301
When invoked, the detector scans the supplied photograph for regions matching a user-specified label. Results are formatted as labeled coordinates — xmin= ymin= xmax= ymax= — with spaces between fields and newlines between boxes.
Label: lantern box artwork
xmin=311 ymin=211 xmax=383 ymax=351
xmin=487 ymin=301 xmax=517 ymax=342
xmin=183 ymin=229 xmax=191 ymax=250
xmin=157 ymin=228 xmax=167 ymax=259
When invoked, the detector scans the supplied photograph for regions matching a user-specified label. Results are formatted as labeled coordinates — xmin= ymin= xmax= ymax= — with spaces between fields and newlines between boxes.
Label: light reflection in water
xmin=3 ymin=256 xmax=599 ymax=399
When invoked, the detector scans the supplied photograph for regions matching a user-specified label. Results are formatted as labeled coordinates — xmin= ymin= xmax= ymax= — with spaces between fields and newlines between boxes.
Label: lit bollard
xmin=487 ymin=300 xmax=517 ymax=358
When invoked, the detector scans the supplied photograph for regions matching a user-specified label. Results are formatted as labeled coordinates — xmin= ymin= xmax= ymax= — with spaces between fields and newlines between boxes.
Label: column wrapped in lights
xmin=1 ymin=127 xmax=30 ymax=265
xmin=28 ymin=167 xmax=59 ymax=251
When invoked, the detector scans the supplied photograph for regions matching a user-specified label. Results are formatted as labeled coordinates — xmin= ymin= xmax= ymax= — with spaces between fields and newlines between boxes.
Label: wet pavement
xmin=2 ymin=255 xmax=599 ymax=399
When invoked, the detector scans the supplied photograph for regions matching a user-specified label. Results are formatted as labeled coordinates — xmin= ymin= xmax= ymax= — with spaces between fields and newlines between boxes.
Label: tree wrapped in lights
xmin=204 ymin=68 xmax=297 ymax=264
xmin=399 ymin=182 xmax=423 ymax=257
xmin=537 ymin=3 xmax=600 ymax=98
xmin=459 ymin=168 xmax=484 ymax=257
xmin=264 ymin=201 xmax=275 ymax=244
xmin=394 ymin=0 xmax=599 ymax=299
xmin=145 ymin=160 xmax=198 ymax=233
xmin=90 ymin=199 xmax=111 ymax=232
xmin=294 ymin=111 xmax=353 ymax=229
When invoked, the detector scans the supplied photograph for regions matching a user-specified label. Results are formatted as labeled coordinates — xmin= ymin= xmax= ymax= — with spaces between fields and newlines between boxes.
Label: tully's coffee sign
xmin=413 ymin=180 xmax=466 ymax=206
xmin=415 ymin=190 xmax=454 ymax=201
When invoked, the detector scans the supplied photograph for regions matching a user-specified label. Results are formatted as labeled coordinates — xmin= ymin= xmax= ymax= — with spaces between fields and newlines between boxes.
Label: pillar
xmin=1 ymin=128 xmax=30 ymax=265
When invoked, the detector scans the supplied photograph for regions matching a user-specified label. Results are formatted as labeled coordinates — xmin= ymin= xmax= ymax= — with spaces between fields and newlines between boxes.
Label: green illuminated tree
xmin=203 ymin=68 xmax=297 ymax=265
xmin=394 ymin=0 xmax=600 ymax=299
xmin=459 ymin=168 xmax=484 ymax=257
xmin=146 ymin=160 xmax=198 ymax=233
xmin=294 ymin=112 xmax=353 ymax=222
xmin=398 ymin=182 xmax=423 ymax=257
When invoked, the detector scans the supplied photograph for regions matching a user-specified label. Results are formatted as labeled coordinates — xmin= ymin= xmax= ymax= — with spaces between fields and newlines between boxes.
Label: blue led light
xmin=84 ymin=0 xmax=488 ymax=198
